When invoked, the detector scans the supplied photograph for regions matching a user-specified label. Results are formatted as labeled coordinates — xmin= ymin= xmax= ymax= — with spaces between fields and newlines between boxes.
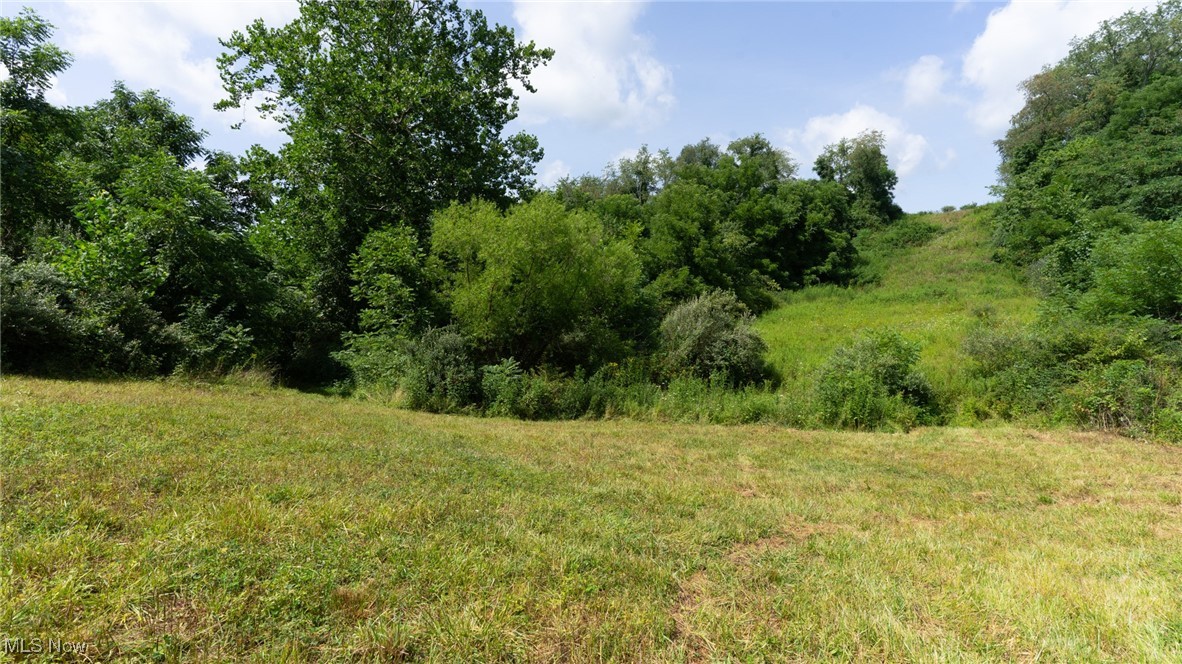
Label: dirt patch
xmin=145 ymin=593 xmax=209 ymax=641
xmin=728 ymin=519 xmax=847 ymax=565
xmin=331 ymin=581 xmax=378 ymax=621
xmin=726 ymin=536 xmax=791 ymax=566
xmin=671 ymin=570 xmax=712 ymax=663
xmin=782 ymin=517 xmax=848 ymax=540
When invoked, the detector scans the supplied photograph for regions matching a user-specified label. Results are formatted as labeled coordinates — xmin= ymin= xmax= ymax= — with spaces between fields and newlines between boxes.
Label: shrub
xmin=658 ymin=290 xmax=770 ymax=385
xmin=171 ymin=301 xmax=257 ymax=375
xmin=350 ymin=225 xmax=434 ymax=334
xmin=481 ymin=358 xmax=525 ymax=417
xmin=941 ymin=205 xmax=956 ymax=213
xmin=432 ymin=195 xmax=647 ymax=371
xmin=1082 ymin=220 xmax=1182 ymax=320
xmin=333 ymin=332 xmax=406 ymax=393
xmin=0 ymin=257 xmax=90 ymax=374
xmin=815 ymin=330 xmax=936 ymax=430
xmin=401 ymin=327 xmax=479 ymax=412
xmin=1068 ymin=359 xmax=1164 ymax=435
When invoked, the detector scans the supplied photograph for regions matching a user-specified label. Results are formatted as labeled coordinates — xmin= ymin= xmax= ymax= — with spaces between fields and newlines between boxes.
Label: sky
xmin=4 ymin=0 xmax=1160 ymax=212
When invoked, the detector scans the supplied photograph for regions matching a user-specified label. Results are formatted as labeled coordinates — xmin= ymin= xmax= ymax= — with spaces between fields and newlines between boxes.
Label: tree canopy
xmin=215 ymin=0 xmax=553 ymax=326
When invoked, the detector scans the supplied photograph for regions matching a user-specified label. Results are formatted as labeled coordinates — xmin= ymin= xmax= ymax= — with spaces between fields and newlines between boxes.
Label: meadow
xmin=755 ymin=207 xmax=1037 ymax=416
xmin=4 ymin=375 xmax=1182 ymax=662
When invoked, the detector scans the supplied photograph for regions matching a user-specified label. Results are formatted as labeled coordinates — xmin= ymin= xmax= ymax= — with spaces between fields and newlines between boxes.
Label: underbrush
xmin=960 ymin=312 xmax=1182 ymax=441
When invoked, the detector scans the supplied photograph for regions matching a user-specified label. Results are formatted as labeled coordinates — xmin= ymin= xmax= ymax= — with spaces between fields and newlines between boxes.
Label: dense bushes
xmin=658 ymin=290 xmax=770 ymax=385
xmin=432 ymin=196 xmax=648 ymax=371
xmin=815 ymin=330 xmax=936 ymax=430
xmin=974 ymin=1 xmax=1182 ymax=441
xmin=400 ymin=327 xmax=481 ymax=413
xmin=962 ymin=314 xmax=1182 ymax=440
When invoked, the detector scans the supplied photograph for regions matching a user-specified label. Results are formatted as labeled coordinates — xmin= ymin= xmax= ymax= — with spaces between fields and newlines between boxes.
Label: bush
xmin=432 ymin=195 xmax=647 ymax=371
xmin=481 ymin=358 xmax=525 ymax=417
xmin=1068 ymin=359 xmax=1165 ymax=435
xmin=658 ymin=290 xmax=770 ymax=385
xmin=1082 ymin=220 xmax=1182 ymax=320
xmin=401 ymin=327 xmax=479 ymax=412
xmin=0 ymin=257 xmax=90 ymax=374
xmin=815 ymin=330 xmax=936 ymax=430
xmin=333 ymin=332 xmax=406 ymax=393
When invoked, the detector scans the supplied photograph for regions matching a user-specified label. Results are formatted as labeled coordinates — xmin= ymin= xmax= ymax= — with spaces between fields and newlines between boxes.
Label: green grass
xmin=4 ymin=376 xmax=1182 ymax=661
xmin=756 ymin=208 xmax=1038 ymax=411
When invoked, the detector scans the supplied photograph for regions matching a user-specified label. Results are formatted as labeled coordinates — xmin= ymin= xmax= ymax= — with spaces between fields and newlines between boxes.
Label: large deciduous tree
xmin=814 ymin=130 xmax=901 ymax=226
xmin=1 ymin=9 xmax=76 ymax=257
xmin=215 ymin=0 xmax=553 ymax=327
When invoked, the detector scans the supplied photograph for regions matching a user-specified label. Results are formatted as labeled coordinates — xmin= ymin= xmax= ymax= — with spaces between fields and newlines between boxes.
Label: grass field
xmin=4 ymin=376 xmax=1182 ymax=661
xmin=756 ymin=208 xmax=1038 ymax=410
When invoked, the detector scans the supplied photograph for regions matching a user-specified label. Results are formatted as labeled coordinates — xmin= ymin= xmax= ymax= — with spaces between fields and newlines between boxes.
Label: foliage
xmin=1 ymin=9 xmax=76 ymax=257
xmin=962 ymin=312 xmax=1182 ymax=437
xmin=400 ymin=327 xmax=480 ymax=413
xmin=432 ymin=196 xmax=648 ymax=370
xmin=350 ymin=225 xmax=436 ymax=335
xmin=657 ymin=290 xmax=770 ymax=386
xmin=1082 ymin=220 xmax=1182 ymax=321
xmin=815 ymin=330 xmax=936 ymax=430
xmin=637 ymin=135 xmax=862 ymax=311
xmin=980 ymin=1 xmax=1182 ymax=440
xmin=216 ymin=0 xmax=553 ymax=327
xmin=814 ymin=130 xmax=902 ymax=226
xmin=0 ymin=257 xmax=90 ymax=374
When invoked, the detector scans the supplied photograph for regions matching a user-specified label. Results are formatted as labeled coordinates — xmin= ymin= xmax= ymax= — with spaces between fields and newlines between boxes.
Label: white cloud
xmin=512 ymin=1 xmax=674 ymax=130
xmin=46 ymin=75 xmax=68 ymax=106
xmin=61 ymin=1 xmax=298 ymax=135
xmin=785 ymin=104 xmax=930 ymax=178
xmin=903 ymin=55 xmax=950 ymax=107
xmin=537 ymin=159 xmax=571 ymax=187
xmin=961 ymin=0 xmax=1156 ymax=132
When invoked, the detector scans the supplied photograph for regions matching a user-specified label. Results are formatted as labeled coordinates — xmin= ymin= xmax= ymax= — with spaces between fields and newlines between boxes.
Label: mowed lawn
xmin=3 ymin=377 xmax=1182 ymax=661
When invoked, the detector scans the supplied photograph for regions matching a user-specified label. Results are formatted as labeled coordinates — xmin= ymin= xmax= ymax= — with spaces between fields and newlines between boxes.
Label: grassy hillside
xmin=4 ymin=377 xmax=1181 ymax=661
xmin=756 ymin=207 xmax=1038 ymax=410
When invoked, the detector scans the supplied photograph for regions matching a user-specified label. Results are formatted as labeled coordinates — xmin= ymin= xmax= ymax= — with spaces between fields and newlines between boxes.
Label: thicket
xmin=2 ymin=3 xmax=909 ymax=426
xmin=979 ymin=0 xmax=1182 ymax=440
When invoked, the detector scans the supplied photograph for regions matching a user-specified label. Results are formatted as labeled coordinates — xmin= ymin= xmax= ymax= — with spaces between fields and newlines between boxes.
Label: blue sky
xmin=5 ymin=1 xmax=1159 ymax=211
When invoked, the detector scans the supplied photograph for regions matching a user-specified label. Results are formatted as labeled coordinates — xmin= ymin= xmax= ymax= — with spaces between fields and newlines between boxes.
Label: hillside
xmin=756 ymin=207 xmax=1038 ymax=414
xmin=3 ymin=377 xmax=1181 ymax=661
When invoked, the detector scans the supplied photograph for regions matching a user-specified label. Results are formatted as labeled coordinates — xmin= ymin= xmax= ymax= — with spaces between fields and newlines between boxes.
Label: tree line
xmin=2 ymin=1 xmax=901 ymax=411
xmin=971 ymin=0 xmax=1182 ymax=439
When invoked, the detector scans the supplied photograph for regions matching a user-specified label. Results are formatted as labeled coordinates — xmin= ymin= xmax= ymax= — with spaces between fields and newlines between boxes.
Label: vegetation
xmin=5 ymin=377 xmax=1182 ymax=661
xmin=978 ymin=0 xmax=1182 ymax=440
xmin=5 ymin=2 xmax=1182 ymax=659
xmin=2 ymin=1 xmax=1180 ymax=436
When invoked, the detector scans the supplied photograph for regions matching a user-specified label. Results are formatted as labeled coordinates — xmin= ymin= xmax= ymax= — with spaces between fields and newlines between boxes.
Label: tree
xmin=1 ymin=9 xmax=76 ymax=257
xmin=814 ymin=130 xmax=901 ymax=225
xmin=431 ymin=196 xmax=646 ymax=369
xmin=216 ymin=0 xmax=554 ymax=327
xmin=65 ymin=84 xmax=207 ymax=197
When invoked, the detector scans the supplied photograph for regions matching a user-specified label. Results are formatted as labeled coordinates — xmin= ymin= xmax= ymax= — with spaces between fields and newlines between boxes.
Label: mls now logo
xmin=3 ymin=638 xmax=89 ymax=655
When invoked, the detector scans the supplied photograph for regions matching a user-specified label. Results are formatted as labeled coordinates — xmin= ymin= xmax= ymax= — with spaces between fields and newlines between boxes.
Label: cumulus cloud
xmin=961 ymin=0 xmax=1156 ymax=132
xmin=784 ymin=104 xmax=930 ymax=178
xmin=903 ymin=55 xmax=950 ymax=107
xmin=61 ymin=1 xmax=298 ymax=134
xmin=537 ymin=159 xmax=571 ymax=187
xmin=512 ymin=1 xmax=674 ymax=130
xmin=45 ymin=75 xmax=68 ymax=106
